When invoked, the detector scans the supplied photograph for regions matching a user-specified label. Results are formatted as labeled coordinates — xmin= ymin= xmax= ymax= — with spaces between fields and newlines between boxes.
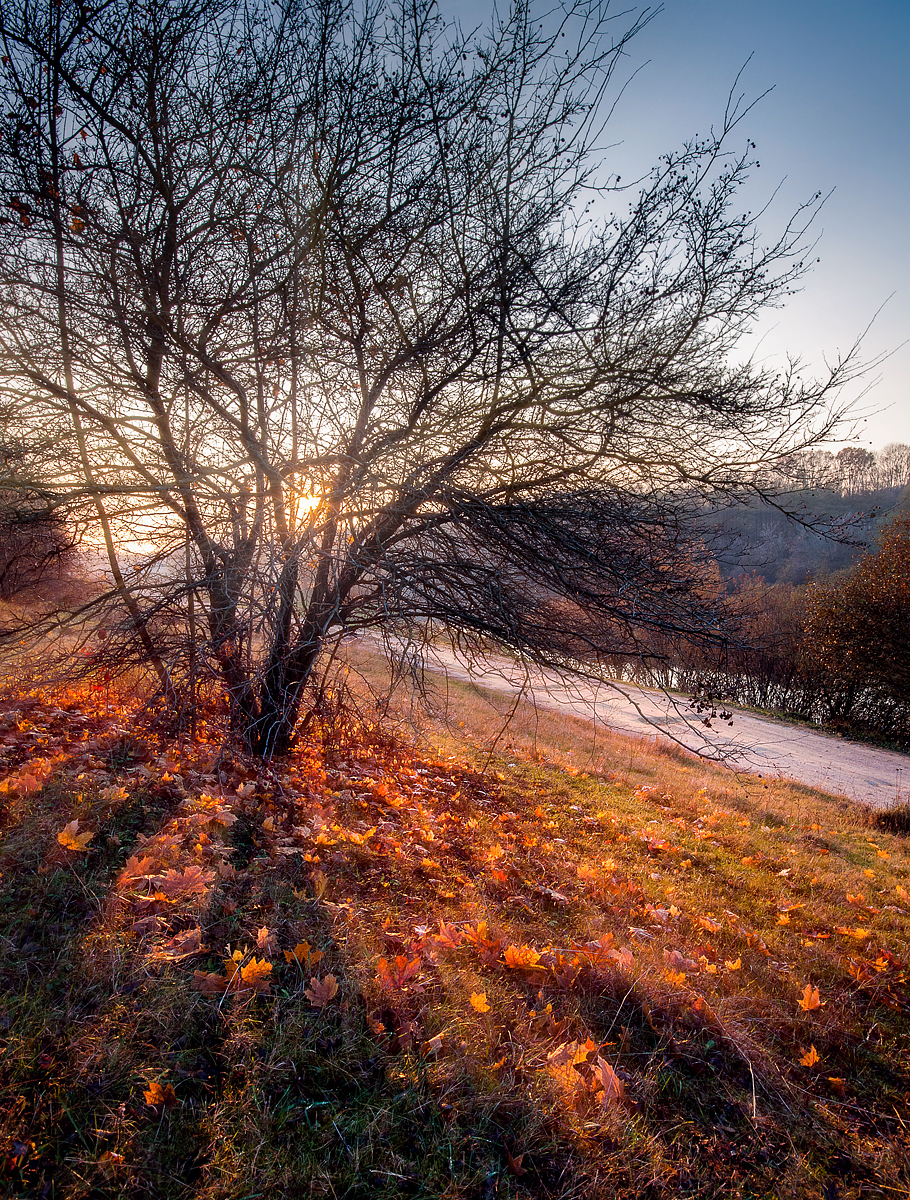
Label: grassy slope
xmin=0 ymin=662 xmax=907 ymax=1200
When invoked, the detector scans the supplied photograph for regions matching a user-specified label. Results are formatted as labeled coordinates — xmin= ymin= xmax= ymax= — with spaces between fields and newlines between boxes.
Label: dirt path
xmin=412 ymin=642 xmax=910 ymax=811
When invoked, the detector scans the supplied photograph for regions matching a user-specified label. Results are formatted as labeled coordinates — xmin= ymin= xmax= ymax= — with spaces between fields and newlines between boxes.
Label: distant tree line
xmin=612 ymin=510 xmax=910 ymax=747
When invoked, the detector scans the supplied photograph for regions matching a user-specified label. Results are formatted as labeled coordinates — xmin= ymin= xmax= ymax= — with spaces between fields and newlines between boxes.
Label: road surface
xmin=408 ymin=642 xmax=910 ymax=811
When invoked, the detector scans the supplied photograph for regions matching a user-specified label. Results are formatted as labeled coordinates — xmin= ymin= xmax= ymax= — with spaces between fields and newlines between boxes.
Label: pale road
xmin=408 ymin=642 xmax=910 ymax=812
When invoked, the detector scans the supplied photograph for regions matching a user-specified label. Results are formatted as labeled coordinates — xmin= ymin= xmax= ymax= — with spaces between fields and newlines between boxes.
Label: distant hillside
xmin=708 ymin=484 xmax=910 ymax=584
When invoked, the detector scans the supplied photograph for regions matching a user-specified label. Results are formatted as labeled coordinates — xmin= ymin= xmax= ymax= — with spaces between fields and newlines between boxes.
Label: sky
xmin=610 ymin=0 xmax=910 ymax=451
xmin=456 ymin=0 xmax=910 ymax=450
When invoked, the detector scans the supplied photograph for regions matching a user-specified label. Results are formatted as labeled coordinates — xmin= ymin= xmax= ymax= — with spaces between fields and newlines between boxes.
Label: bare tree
xmin=0 ymin=0 xmax=857 ymax=754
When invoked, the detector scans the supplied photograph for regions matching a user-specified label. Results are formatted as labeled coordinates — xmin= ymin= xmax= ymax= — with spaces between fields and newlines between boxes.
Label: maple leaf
xmin=256 ymin=926 xmax=277 ymax=954
xmin=159 ymin=927 xmax=203 ymax=958
xmin=663 ymin=948 xmax=696 ymax=972
xmin=798 ymin=984 xmax=823 ymax=1012
xmin=283 ymin=941 xmax=324 ymax=968
xmin=575 ymin=933 xmax=615 ymax=967
xmin=697 ymin=915 xmax=722 ymax=933
xmin=118 ymin=855 xmax=157 ymax=885
xmin=57 ymin=819 xmax=93 ymax=852
xmin=101 ymin=784 xmax=129 ymax=802
xmin=591 ymin=1055 xmax=625 ymax=1106
xmin=435 ymin=919 xmax=463 ymax=950
xmin=376 ymin=954 xmax=421 ymax=991
xmin=503 ymin=943 xmax=543 ymax=971
xmin=469 ymin=991 xmax=490 ymax=1013
xmin=143 ymin=1080 xmax=178 ymax=1110
xmin=154 ymin=866 xmax=215 ymax=899
xmin=799 ymin=1045 xmax=820 ymax=1067
xmin=724 ymin=957 xmax=742 ymax=971
xmin=846 ymin=893 xmax=865 ymax=905
xmin=664 ymin=969 xmax=687 ymax=986
xmin=232 ymin=956 xmax=272 ymax=994
xmin=608 ymin=947 xmax=634 ymax=971
xmin=304 ymin=974 xmax=339 ymax=1007
xmin=193 ymin=969 xmax=229 ymax=995
xmin=547 ymin=1038 xmax=600 ymax=1094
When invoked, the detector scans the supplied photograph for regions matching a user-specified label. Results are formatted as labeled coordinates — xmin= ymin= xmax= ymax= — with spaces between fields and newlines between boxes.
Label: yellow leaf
xmin=777 ymin=913 xmax=791 ymax=926
xmin=664 ymin=969 xmax=686 ymax=986
xmin=304 ymin=974 xmax=338 ymax=1007
xmin=896 ymin=885 xmax=909 ymax=902
xmin=57 ymin=820 xmax=93 ymax=852
xmin=798 ymin=984 xmax=822 ymax=1012
xmin=236 ymin=956 xmax=273 ymax=993
xmin=863 ymin=869 xmax=875 ymax=879
xmin=697 ymin=915 xmax=722 ymax=934
xmin=724 ymin=957 xmax=742 ymax=971
xmin=469 ymin=991 xmax=490 ymax=1013
xmin=799 ymin=1045 xmax=820 ymax=1067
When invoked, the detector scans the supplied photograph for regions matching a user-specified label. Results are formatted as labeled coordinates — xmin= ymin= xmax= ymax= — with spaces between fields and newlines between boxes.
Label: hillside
xmin=0 ymin=674 xmax=907 ymax=1199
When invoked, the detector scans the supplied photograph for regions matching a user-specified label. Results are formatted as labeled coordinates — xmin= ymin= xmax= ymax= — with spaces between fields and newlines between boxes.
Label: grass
xmin=0 ymin=659 xmax=907 ymax=1199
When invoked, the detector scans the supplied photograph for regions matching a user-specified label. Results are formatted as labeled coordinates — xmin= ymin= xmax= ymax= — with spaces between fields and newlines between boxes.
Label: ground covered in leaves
xmin=0 ymin=676 xmax=908 ymax=1199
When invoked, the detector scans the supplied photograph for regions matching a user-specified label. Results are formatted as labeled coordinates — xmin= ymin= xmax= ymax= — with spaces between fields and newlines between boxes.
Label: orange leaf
xmin=143 ymin=1080 xmax=178 ymax=1109
xmin=697 ymin=916 xmax=722 ymax=934
xmin=724 ymin=957 xmax=742 ymax=971
xmin=591 ymin=1055 xmax=625 ymax=1105
xmin=304 ymin=974 xmax=339 ymax=1007
xmin=798 ymin=984 xmax=822 ymax=1012
xmin=664 ymin=969 xmax=686 ymax=986
xmin=154 ymin=866 xmax=214 ymax=899
xmin=799 ymin=1045 xmax=820 ymax=1067
xmin=283 ymin=941 xmax=324 ymax=968
xmin=57 ymin=819 xmax=93 ymax=852
xmin=503 ymin=943 xmax=542 ymax=970
xmin=376 ymin=954 xmax=421 ymax=991
xmin=435 ymin=919 xmax=463 ymax=950
xmin=469 ymin=991 xmax=490 ymax=1013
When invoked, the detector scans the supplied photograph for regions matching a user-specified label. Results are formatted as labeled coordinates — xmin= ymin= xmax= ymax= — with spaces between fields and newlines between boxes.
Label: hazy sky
xmin=456 ymin=0 xmax=910 ymax=449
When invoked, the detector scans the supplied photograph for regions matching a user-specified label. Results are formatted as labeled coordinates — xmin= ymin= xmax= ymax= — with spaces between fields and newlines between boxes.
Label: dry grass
xmin=0 ymin=655 xmax=907 ymax=1199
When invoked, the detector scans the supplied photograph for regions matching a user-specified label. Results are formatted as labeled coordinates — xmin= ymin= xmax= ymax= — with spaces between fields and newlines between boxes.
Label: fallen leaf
xmin=591 ymin=1055 xmax=625 ymax=1105
xmin=469 ymin=991 xmax=490 ymax=1013
xmin=435 ymin=919 xmax=463 ymax=950
xmin=304 ymin=974 xmax=339 ymax=1007
xmin=725 ymin=957 xmax=742 ymax=971
xmin=376 ymin=954 xmax=421 ymax=991
xmin=664 ymin=969 xmax=686 ymax=986
xmin=503 ymin=943 xmax=543 ymax=970
xmin=283 ymin=941 xmax=324 ymax=968
xmin=506 ymin=1149 xmax=527 ymax=1177
xmin=159 ymin=927 xmax=203 ymax=958
xmin=143 ymin=1080 xmax=178 ymax=1109
xmin=799 ymin=1045 xmax=820 ymax=1067
xmin=193 ymin=969 xmax=228 ymax=995
xmin=798 ymin=984 xmax=822 ymax=1012
xmin=57 ymin=820 xmax=94 ymax=852
xmin=697 ymin=916 xmax=722 ymax=933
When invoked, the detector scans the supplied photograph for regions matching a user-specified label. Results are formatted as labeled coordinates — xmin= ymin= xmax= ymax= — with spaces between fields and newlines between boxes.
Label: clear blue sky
xmin=616 ymin=0 xmax=910 ymax=450
xmin=454 ymin=0 xmax=910 ymax=448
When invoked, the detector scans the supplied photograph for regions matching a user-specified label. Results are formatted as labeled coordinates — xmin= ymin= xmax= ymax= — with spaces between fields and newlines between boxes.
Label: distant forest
xmin=711 ymin=444 xmax=910 ymax=585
